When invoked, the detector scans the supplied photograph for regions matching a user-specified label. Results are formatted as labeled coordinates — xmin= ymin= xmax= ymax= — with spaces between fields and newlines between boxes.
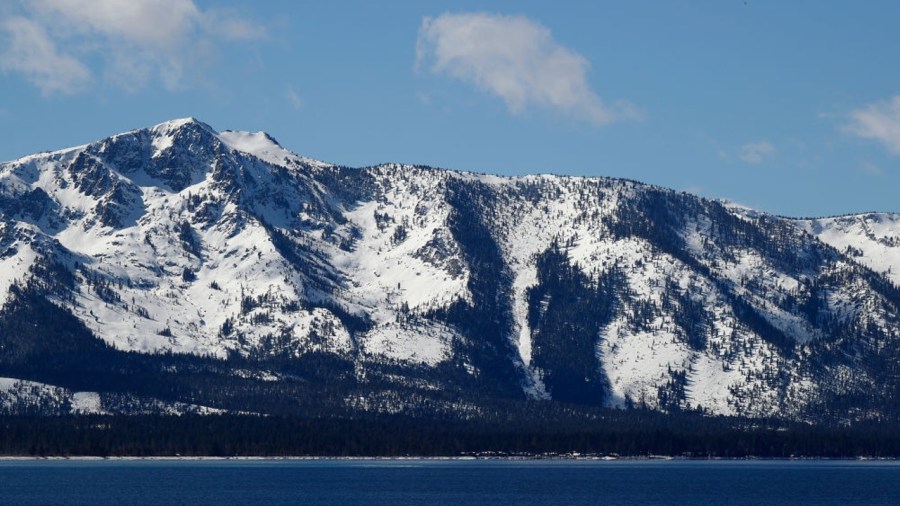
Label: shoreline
xmin=0 ymin=455 xmax=897 ymax=462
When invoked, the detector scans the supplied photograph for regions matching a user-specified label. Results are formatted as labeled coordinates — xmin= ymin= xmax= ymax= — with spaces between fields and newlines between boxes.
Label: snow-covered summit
xmin=796 ymin=212 xmax=900 ymax=286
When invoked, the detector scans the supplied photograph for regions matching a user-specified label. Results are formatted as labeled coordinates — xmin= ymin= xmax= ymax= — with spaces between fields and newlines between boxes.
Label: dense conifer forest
xmin=3 ymin=411 xmax=900 ymax=458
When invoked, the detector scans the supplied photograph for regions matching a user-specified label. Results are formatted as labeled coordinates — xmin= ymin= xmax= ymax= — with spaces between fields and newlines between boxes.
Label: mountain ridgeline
xmin=1 ymin=118 xmax=899 ymax=423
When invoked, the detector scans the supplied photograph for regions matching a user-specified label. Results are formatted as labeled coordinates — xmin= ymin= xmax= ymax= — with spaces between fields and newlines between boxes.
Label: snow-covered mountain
xmin=1 ymin=118 xmax=899 ymax=421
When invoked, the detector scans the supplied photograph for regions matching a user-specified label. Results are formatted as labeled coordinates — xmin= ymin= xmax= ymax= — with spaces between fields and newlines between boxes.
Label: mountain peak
xmin=141 ymin=117 xmax=319 ymax=169
xmin=151 ymin=117 xmax=215 ymax=133
xmin=145 ymin=117 xmax=218 ymax=146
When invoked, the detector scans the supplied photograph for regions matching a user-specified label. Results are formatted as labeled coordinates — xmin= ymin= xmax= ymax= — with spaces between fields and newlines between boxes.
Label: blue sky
xmin=1 ymin=1 xmax=898 ymax=217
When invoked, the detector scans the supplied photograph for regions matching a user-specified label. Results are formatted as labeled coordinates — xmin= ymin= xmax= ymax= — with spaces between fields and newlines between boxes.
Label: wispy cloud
xmin=739 ymin=140 xmax=776 ymax=164
xmin=845 ymin=95 xmax=900 ymax=155
xmin=859 ymin=160 xmax=884 ymax=176
xmin=0 ymin=0 xmax=264 ymax=94
xmin=285 ymin=86 xmax=303 ymax=110
xmin=0 ymin=16 xmax=90 ymax=95
xmin=416 ymin=12 xmax=638 ymax=125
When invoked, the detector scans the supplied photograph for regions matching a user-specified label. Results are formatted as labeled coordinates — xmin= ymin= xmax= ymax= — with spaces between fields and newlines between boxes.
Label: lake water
xmin=1 ymin=459 xmax=898 ymax=505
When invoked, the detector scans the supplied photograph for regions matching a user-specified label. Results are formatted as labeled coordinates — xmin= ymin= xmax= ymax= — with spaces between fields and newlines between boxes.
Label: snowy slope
xmin=0 ymin=377 xmax=224 ymax=415
xmin=796 ymin=213 xmax=900 ymax=286
xmin=481 ymin=179 xmax=818 ymax=416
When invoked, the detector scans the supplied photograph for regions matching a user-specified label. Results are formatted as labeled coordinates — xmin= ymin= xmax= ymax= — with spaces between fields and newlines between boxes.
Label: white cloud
xmin=739 ymin=141 xmax=776 ymax=164
xmin=199 ymin=8 xmax=266 ymax=41
xmin=0 ymin=0 xmax=264 ymax=94
xmin=859 ymin=161 xmax=884 ymax=176
xmin=32 ymin=0 xmax=200 ymax=49
xmin=285 ymin=86 xmax=303 ymax=110
xmin=0 ymin=16 xmax=90 ymax=95
xmin=416 ymin=12 xmax=637 ymax=125
xmin=845 ymin=95 xmax=900 ymax=155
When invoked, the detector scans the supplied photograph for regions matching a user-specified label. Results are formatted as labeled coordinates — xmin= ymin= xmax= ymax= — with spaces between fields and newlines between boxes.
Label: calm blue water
xmin=1 ymin=459 xmax=898 ymax=505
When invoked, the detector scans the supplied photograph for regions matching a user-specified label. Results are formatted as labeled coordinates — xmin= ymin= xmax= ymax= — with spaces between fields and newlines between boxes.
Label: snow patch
xmin=70 ymin=391 xmax=104 ymax=414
